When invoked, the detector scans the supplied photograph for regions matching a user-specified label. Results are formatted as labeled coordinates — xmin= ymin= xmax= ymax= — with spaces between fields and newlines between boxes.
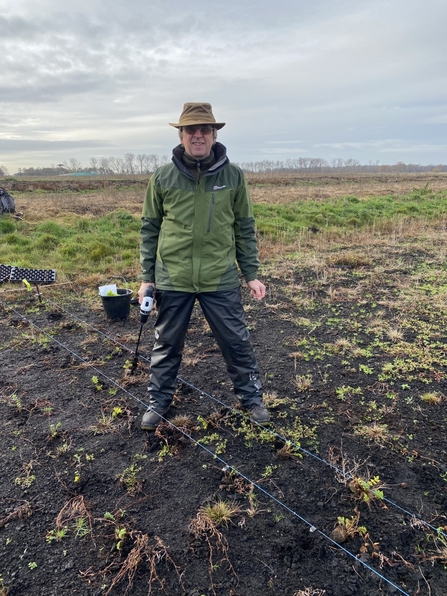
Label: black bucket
xmin=100 ymin=288 xmax=133 ymax=319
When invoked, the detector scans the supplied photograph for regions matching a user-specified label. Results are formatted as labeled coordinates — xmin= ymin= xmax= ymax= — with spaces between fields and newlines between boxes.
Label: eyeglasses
xmin=182 ymin=125 xmax=214 ymax=136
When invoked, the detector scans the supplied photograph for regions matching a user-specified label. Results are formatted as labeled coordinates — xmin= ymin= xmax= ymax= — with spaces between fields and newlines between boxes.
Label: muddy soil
xmin=1 ymin=253 xmax=447 ymax=596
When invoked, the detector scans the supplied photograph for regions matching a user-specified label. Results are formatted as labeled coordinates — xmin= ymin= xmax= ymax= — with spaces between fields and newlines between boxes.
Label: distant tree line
xmin=237 ymin=158 xmax=447 ymax=174
xmin=2 ymin=155 xmax=447 ymax=177
xmin=11 ymin=153 xmax=170 ymax=177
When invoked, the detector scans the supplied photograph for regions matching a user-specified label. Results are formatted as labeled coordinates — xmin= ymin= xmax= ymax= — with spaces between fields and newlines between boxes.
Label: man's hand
xmin=247 ymin=279 xmax=266 ymax=301
xmin=138 ymin=282 xmax=155 ymax=304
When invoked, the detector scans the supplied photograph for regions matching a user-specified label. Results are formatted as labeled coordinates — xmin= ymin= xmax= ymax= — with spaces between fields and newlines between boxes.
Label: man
xmin=138 ymin=102 xmax=270 ymax=430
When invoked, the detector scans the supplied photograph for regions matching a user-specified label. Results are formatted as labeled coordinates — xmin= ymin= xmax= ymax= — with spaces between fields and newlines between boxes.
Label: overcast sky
xmin=1 ymin=0 xmax=446 ymax=173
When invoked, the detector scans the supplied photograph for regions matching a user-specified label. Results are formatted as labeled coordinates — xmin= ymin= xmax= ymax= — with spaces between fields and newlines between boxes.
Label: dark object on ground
xmin=0 ymin=187 xmax=15 ymax=214
xmin=100 ymin=288 xmax=133 ymax=319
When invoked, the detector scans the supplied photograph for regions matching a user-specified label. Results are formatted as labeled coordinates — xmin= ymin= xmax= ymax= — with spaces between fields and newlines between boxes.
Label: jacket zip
xmin=207 ymin=194 xmax=215 ymax=233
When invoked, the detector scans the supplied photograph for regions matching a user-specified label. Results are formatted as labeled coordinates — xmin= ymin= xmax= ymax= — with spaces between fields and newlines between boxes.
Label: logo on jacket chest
xmin=212 ymin=185 xmax=227 ymax=190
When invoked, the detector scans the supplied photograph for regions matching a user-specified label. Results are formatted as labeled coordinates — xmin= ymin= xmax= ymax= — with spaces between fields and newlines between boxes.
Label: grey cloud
xmin=0 ymin=139 xmax=115 ymax=151
xmin=2 ymin=0 xmax=447 ymax=172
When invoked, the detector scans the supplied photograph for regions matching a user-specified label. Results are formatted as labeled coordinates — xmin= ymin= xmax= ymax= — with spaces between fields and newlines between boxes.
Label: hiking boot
xmin=248 ymin=403 xmax=270 ymax=424
xmin=141 ymin=405 xmax=170 ymax=431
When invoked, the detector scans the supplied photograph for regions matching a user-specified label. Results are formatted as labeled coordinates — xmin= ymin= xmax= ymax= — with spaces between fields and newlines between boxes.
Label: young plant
xmin=91 ymin=375 xmax=103 ymax=391
xmin=56 ymin=438 xmax=71 ymax=455
xmin=293 ymin=374 xmax=313 ymax=392
xmin=331 ymin=511 xmax=367 ymax=544
xmin=48 ymin=422 xmax=62 ymax=440
xmin=157 ymin=444 xmax=176 ymax=462
xmin=46 ymin=527 xmax=68 ymax=543
xmin=276 ymin=440 xmax=301 ymax=460
xmin=349 ymin=475 xmax=385 ymax=504
xmin=111 ymin=406 xmax=123 ymax=418
xmin=115 ymin=526 xmax=128 ymax=551
xmin=198 ymin=432 xmax=227 ymax=455
xmin=71 ymin=451 xmax=93 ymax=483
xmin=117 ymin=455 xmax=147 ymax=494
xmin=261 ymin=464 xmax=277 ymax=478
xmin=73 ymin=517 xmax=90 ymax=538
xmin=8 ymin=393 xmax=23 ymax=413
xmin=14 ymin=461 xmax=36 ymax=489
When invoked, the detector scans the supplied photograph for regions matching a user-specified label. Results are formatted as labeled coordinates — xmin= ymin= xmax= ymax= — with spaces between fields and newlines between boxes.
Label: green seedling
xmin=111 ymin=406 xmax=123 ymax=418
xmin=46 ymin=528 xmax=68 ymax=543
xmin=117 ymin=456 xmax=146 ymax=493
xmin=9 ymin=393 xmax=23 ymax=413
xmin=261 ymin=464 xmax=277 ymax=478
xmin=14 ymin=462 xmax=36 ymax=489
xmin=73 ymin=517 xmax=90 ymax=538
xmin=246 ymin=484 xmax=259 ymax=517
xmin=349 ymin=475 xmax=385 ymax=503
xmin=72 ymin=450 xmax=94 ymax=482
xmin=359 ymin=364 xmax=374 ymax=375
xmin=332 ymin=514 xmax=367 ymax=544
xmin=336 ymin=385 xmax=362 ymax=401
xmin=197 ymin=415 xmax=209 ymax=430
xmin=157 ymin=444 xmax=176 ymax=461
xmin=91 ymin=375 xmax=103 ymax=391
xmin=48 ymin=422 xmax=62 ymax=439
xmin=56 ymin=440 xmax=71 ymax=455
xmin=115 ymin=526 xmax=128 ymax=550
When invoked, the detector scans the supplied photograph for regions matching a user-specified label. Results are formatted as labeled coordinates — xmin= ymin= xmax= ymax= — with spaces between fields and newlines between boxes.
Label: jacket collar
xmin=171 ymin=142 xmax=229 ymax=178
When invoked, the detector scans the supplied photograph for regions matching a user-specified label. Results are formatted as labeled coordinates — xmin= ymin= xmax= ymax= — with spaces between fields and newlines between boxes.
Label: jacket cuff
xmin=138 ymin=274 xmax=155 ymax=283
xmin=244 ymin=272 xmax=258 ymax=283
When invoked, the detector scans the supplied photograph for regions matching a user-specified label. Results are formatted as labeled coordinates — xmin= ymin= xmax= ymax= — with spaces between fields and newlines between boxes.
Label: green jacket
xmin=139 ymin=142 xmax=260 ymax=292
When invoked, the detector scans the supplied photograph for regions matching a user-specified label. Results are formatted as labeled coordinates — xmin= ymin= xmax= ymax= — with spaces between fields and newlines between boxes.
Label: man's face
xmin=180 ymin=125 xmax=215 ymax=159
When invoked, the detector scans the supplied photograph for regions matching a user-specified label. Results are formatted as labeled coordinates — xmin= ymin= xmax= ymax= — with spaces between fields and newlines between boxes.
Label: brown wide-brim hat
xmin=169 ymin=102 xmax=225 ymax=130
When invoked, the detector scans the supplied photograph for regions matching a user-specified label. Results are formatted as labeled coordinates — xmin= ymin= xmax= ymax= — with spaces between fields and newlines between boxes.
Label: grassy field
xmin=1 ymin=172 xmax=447 ymax=287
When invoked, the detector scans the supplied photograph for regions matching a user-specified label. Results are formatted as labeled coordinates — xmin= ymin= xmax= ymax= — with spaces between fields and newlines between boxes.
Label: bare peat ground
xmin=1 ymin=231 xmax=447 ymax=596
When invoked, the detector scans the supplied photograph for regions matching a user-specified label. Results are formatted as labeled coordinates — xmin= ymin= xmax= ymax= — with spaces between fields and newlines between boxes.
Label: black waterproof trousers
xmin=148 ymin=288 xmax=263 ymax=409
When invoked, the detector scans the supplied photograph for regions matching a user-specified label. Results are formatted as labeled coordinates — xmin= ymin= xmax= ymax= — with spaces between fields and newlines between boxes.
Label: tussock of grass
xmin=200 ymin=500 xmax=241 ymax=526
xmin=420 ymin=392 xmax=442 ymax=405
